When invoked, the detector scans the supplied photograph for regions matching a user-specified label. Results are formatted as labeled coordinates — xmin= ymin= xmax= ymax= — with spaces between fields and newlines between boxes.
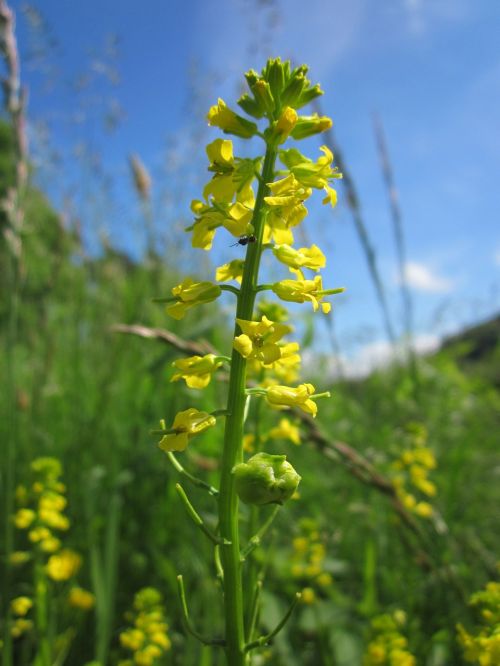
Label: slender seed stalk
xmin=218 ymin=146 xmax=277 ymax=665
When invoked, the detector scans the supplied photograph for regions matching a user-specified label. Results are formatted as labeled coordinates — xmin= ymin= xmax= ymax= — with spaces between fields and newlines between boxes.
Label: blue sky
xmin=8 ymin=0 xmax=500 ymax=372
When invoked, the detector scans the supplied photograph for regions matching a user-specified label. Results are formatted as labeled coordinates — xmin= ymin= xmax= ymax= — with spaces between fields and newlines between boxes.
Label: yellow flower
xmin=68 ymin=587 xmax=95 ymax=610
xmin=317 ymin=572 xmax=333 ymax=587
xmin=28 ymin=526 xmax=51 ymax=543
xmin=271 ymin=106 xmax=298 ymax=144
xmin=203 ymin=139 xmax=258 ymax=206
xmin=40 ymin=536 xmax=61 ymax=553
xmin=272 ymin=275 xmax=336 ymax=313
xmin=11 ymin=618 xmax=33 ymax=639
xmin=280 ymin=145 xmax=342 ymax=206
xmin=158 ymin=408 xmax=216 ymax=453
xmin=10 ymin=596 xmax=33 ymax=616
xmin=39 ymin=493 xmax=66 ymax=513
xmin=272 ymin=243 xmax=326 ymax=272
xmin=243 ymin=433 xmax=255 ymax=453
xmin=301 ymin=587 xmax=316 ymax=604
xmin=188 ymin=200 xmax=254 ymax=249
xmin=233 ymin=316 xmax=293 ymax=365
xmin=171 ymin=354 xmax=223 ymax=389
xmin=10 ymin=551 xmax=30 ymax=566
xmin=38 ymin=508 xmax=70 ymax=531
xmin=215 ymin=259 xmax=244 ymax=284
xmin=207 ymin=98 xmax=258 ymax=138
xmin=14 ymin=508 xmax=36 ymax=529
xmin=120 ymin=628 xmax=145 ymax=651
xmin=266 ymin=383 xmax=319 ymax=417
xmin=414 ymin=502 xmax=433 ymax=518
xmin=269 ymin=418 xmax=301 ymax=445
xmin=46 ymin=549 xmax=82 ymax=581
xmin=166 ymin=278 xmax=221 ymax=320
xmin=293 ymin=537 xmax=308 ymax=553
xmin=264 ymin=174 xmax=311 ymax=244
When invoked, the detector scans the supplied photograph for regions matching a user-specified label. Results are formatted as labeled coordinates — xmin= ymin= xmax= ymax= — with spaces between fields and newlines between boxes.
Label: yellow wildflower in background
xmin=269 ymin=418 xmax=301 ymax=445
xmin=10 ymin=596 xmax=32 ymax=616
xmin=46 ymin=549 xmax=82 ymax=581
xmin=68 ymin=587 xmax=95 ymax=611
xmin=457 ymin=579 xmax=500 ymax=665
xmin=120 ymin=587 xmax=171 ymax=665
xmin=363 ymin=611 xmax=416 ymax=666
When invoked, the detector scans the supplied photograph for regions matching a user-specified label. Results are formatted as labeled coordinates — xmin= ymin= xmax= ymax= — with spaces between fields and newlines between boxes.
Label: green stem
xmin=34 ymin=558 xmax=51 ymax=666
xmin=218 ymin=146 xmax=277 ymax=666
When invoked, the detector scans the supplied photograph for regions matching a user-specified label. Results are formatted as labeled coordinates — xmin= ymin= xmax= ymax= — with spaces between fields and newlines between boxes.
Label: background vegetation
xmin=1 ymin=2 xmax=499 ymax=663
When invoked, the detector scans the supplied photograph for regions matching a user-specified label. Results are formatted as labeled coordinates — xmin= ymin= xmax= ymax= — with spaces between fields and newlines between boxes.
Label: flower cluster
xmin=289 ymin=519 xmax=333 ymax=605
xmin=154 ymin=58 xmax=344 ymax=661
xmin=363 ymin=611 xmax=416 ymax=666
xmin=390 ymin=424 xmax=437 ymax=519
xmin=457 ymin=576 xmax=500 ymax=665
xmin=9 ymin=457 xmax=93 ymax=641
xmin=119 ymin=587 xmax=171 ymax=666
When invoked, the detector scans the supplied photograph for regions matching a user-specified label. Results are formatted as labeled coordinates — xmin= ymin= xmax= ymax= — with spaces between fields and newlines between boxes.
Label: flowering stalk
xmin=157 ymin=58 xmax=343 ymax=665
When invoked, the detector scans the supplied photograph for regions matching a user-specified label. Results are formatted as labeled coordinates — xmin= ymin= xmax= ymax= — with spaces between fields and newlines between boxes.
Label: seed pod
xmin=232 ymin=452 xmax=301 ymax=506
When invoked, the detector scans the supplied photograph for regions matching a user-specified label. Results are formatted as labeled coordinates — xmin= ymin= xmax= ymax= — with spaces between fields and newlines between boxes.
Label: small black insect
xmin=231 ymin=234 xmax=256 ymax=247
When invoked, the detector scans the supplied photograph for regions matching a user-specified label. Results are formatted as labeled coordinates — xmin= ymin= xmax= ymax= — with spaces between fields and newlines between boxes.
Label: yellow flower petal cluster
xmin=10 ymin=596 xmax=33 ymax=616
xmin=363 ymin=611 xmax=416 ymax=666
xmin=233 ymin=315 xmax=293 ymax=365
xmin=188 ymin=199 xmax=254 ymax=250
xmin=46 ymin=549 xmax=82 ymax=581
xmin=390 ymin=427 xmax=437 ymax=521
xmin=287 ymin=520 xmax=333 ymax=603
xmin=280 ymin=145 xmax=342 ymax=206
xmin=457 ymin=580 xmax=500 ymax=665
xmin=263 ymin=174 xmax=311 ymax=244
xmin=158 ymin=408 xmax=216 ymax=452
xmin=266 ymin=383 xmax=319 ymax=417
xmin=272 ymin=275 xmax=332 ymax=313
xmin=207 ymin=98 xmax=258 ymax=138
xmin=272 ymin=243 xmax=326 ymax=272
xmin=13 ymin=457 xmax=82 ymax=582
xmin=166 ymin=278 xmax=221 ymax=320
xmin=216 ymin=259 xmax=244 ymax=284
xmin=68 ymin=587 xmax=95 ymax=611
xmin=119 ymin=587 xmax=171 ymax=665
xmin=171 ymin=354 xmax=223 ymax=389
xmin=203 ymin=139 xmax=258 ymax=207
xmin=268 ymin=418 xmax=301 ymax=445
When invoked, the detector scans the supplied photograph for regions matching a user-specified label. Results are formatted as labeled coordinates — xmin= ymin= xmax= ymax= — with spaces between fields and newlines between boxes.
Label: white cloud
xmin=334 ymin=334 xmax=440 ymax=378
xmin=403 ymin=261 xmax=453 ymax=293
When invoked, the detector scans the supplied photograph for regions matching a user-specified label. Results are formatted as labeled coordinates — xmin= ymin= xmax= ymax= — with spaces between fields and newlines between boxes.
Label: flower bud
xmin=266 ymin=107 xmax=298 ymax=146
xmin=237 ymin=93 xmax=265 ymax=119
xmin=280 ymin=72 xmax=307 ymax=108
xmin=291 ymin=114 xmax=332 ymax=140
xmin=250 ymin=79 xmax=275 ymax=115
xmin=232 ymin=452 xmax=301 ymax=505
xmin=296 ymin=84 xmax=324 ymax=109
